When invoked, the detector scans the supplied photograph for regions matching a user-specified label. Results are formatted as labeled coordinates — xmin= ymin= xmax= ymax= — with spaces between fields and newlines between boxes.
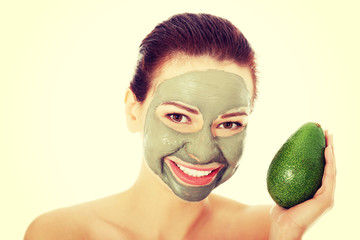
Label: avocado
xmin=266 ymin=122 xmax=326 ymax=208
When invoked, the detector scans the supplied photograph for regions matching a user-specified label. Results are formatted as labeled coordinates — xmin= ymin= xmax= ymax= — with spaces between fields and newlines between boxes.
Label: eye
xmin=166 ymin=113 xmax=190 ymax=124
xmin=218 ymin=122 xmax=242 ymax=129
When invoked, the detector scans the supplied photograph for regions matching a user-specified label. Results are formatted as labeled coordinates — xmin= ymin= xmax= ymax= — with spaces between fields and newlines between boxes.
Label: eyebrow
xmin=161 ymin=102 xmax=199 ymax=114
xmin=221 ymin=112 xmax=248 ymax=119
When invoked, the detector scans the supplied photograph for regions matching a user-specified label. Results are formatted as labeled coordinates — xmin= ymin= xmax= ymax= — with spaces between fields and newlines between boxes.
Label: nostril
xmin=183 ymin=128 xmax=222 ymax=163
xmin=184 ymin=141 xmax=221 ymax=164
xmin=188 ymin=153 xmax=201 ymax=163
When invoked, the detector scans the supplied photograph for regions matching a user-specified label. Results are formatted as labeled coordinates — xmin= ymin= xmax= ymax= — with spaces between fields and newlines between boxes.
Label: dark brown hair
xmin=130 ymin=13 xmax=257 ymax=103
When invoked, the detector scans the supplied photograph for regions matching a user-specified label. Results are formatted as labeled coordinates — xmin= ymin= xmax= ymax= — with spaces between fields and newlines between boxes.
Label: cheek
xmin=143 ymin=112 xmax=186 ymax=166
xmin=145 ymin=130 xmax=183 ymax=155
xmin=217 ymin=130 xmax=247 ymax=166
xmin=215 ymin=130 xmax=247 ymax=185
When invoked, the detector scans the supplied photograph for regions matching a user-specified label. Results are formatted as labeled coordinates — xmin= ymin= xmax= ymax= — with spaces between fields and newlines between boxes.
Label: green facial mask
xmin=143 ymin=70 xmax=251 ymax=201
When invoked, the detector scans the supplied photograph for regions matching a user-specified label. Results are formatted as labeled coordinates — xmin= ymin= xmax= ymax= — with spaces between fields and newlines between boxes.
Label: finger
xmin=325 ymin=130 xmax=336 ymax=164
xmin=323 ymin=129 xmax=336 ymax=179
xmin=313 ymin=145 xmax=336 ymax=208
xmin=323 ymin=146 xmax=336 ymax=191
xmin=324 ymin=131 xmax=336 ymax=179
xmin=292 ymin=148 xmax=337 ymax=224
xmin=325 ymin=130 xmax=334 ymax=148
xmin=269 ymin=205 xmax=283 ymax=221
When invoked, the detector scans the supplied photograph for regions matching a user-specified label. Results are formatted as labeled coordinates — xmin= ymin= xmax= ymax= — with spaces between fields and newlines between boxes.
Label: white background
xmin=1 ymin=0 xmax=359 ymax=239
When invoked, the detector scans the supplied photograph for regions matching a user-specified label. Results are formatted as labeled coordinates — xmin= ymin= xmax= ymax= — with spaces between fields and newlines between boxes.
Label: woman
xmin=25 ymin=13 xmax=336 ymax=240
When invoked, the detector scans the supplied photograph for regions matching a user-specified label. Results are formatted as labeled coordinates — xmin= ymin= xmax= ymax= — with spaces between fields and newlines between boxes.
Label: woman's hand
xmin=269 ymin=130 xmax=336 ymax=240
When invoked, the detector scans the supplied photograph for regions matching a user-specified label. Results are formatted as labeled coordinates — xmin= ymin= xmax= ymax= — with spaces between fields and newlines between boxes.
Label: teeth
xmin=176 ymin=163 xmax=213 ymax=177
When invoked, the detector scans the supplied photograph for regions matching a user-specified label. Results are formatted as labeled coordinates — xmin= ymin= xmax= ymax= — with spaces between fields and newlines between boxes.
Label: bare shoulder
xmin=24 ymin=194 xmax=132 ymax=240
xmin=207 ymin=194 xmax=272 ymax=239
xmin=24 ymin=205 xmax=86 ymax=240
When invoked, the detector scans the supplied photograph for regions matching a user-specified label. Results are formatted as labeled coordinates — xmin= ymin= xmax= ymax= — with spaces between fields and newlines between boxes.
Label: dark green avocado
xmin=267 ymin=122 xmax=326 ymax=208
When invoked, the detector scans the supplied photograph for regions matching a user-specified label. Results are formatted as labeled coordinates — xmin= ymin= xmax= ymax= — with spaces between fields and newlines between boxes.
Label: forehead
xmin=151 ymin=55 xmax=254 ymax=98
xmin=151 ymin=70 xmax=251 ymax=115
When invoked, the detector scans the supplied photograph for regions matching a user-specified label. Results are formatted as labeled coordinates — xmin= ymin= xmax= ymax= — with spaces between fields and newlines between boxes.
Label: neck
xmin=126 ymin=160 xmax=210 ymax=238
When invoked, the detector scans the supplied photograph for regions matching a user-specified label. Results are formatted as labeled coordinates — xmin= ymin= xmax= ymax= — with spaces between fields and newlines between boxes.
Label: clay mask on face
xmin=143 ymin=70 xmax=251 ymax=201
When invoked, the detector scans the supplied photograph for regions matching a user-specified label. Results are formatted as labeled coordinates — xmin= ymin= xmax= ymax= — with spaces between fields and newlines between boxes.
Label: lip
xmin=164 ymin=157 xmax=224 ymax=186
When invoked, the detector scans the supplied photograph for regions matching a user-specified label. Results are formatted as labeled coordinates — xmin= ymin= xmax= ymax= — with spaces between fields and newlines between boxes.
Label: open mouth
xmin=165 ymin=158 xmax=223 ymax=186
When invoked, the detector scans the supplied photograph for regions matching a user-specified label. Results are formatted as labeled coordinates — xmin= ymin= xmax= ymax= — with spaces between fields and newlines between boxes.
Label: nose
xmin=185 ymin=127 xmax=221 ymax=164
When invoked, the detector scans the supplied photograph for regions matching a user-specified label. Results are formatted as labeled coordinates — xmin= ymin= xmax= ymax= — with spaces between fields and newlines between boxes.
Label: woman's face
xmin=138 ymin=55 xmax=254 ymax=201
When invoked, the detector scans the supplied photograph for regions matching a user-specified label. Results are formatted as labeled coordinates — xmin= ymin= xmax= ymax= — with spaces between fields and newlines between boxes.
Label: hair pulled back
xmin=130 ymin=13 xmax=257 ymax=103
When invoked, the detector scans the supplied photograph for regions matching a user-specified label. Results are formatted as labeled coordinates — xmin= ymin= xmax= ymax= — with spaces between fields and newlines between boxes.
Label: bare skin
xmin=24 ymin=55 xmax=336 ymax=240
xmin=24 ymin=162 xmax=272 ymax=240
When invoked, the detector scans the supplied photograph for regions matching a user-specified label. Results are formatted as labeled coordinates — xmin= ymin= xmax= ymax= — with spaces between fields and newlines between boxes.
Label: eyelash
xmin=166 ymin=113 xmax=191 ymax=124
xmin=217 ymin=122 xmax=243 ymax=130
xmin=165 ymin=113 xmax=244 ymax=131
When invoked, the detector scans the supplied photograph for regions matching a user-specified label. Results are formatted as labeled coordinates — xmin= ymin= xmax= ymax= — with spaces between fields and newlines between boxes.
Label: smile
xmin=165 ymin=157 xmax=224 ymax=186
xmin=177 ymin=164 xmax=212 ymax=177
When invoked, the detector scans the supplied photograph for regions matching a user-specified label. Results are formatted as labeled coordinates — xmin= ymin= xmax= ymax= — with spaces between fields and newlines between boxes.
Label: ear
xmin=124 ymin=88 xmax=142 ymax=133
